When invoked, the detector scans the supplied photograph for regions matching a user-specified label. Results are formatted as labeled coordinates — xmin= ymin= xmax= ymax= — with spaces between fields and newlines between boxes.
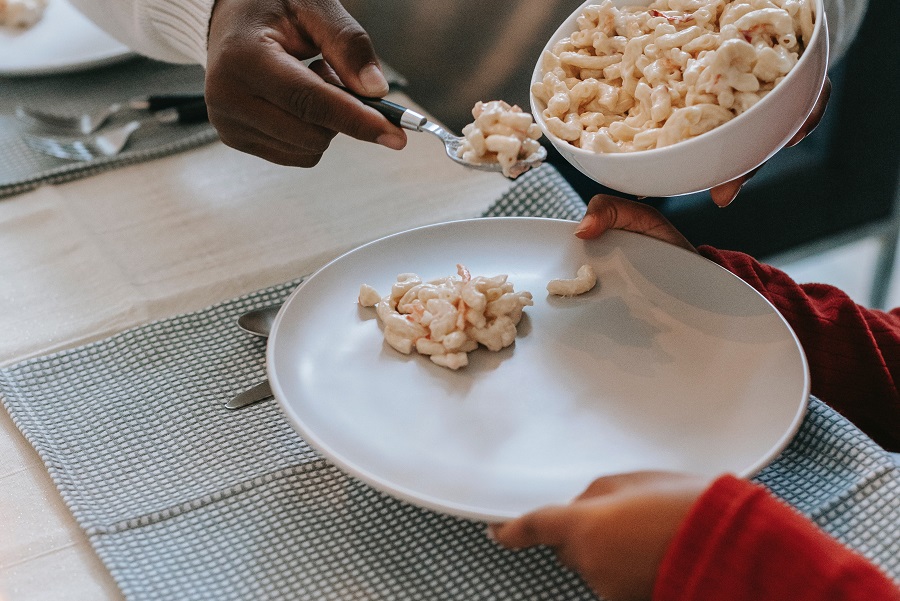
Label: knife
xmin=226 ymin=379 xmax=273 ymax=410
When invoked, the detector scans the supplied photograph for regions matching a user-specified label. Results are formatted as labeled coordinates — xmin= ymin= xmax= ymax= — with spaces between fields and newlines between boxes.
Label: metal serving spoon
xmin=227 ymin=304 xmax=280 ymax=410
xmin=344 ymin=88 xmax=547 ymax=177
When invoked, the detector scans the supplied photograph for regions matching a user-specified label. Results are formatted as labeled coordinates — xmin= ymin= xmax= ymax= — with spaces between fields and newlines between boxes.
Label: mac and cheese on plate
xmin=359 ymin=265 xmax=534 ymax=370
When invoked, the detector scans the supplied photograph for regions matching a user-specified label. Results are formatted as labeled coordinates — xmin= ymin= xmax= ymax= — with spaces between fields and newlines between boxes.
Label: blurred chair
xmin=550 ymin=0 xmax=899 ymax=308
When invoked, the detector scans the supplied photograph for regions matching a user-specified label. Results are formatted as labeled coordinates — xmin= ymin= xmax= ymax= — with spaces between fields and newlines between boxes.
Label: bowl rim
xmin=529 ymin=0 xmax=829 ymax=160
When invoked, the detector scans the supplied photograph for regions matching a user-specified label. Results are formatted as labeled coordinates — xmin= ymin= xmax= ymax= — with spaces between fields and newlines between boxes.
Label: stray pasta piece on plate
xmin=532 ymin=0 xmax=815 ymax=152
xmin=0 ymin=0 xmax=49 ymax=27
xmin=458 ymin=100 xmax=544 ymax=178
xmin=358 ymin=264 xmax=534 ymax=370
xmin=547 ymin=264 xmax=597 ymax=296
xmin=357 ymin=284 xmax=381 ymax=308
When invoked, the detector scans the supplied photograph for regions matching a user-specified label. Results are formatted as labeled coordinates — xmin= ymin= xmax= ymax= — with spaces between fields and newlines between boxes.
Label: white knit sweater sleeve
xmin=67 ymin=0 xmax=215 ymax=65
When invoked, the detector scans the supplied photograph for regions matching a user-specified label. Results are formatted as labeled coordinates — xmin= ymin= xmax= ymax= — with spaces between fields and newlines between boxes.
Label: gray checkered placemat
xmin=0 ymin=57 xmax=409 ymax=199
xmin=1 ymin=165 xmax=897 ymax=599
xmin=0 ymin=58 xmax=218 ymax=198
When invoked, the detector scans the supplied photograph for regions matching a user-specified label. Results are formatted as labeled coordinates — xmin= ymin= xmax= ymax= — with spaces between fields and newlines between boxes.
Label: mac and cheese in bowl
xmin=531 ymin=0 xmax=827 ymax=197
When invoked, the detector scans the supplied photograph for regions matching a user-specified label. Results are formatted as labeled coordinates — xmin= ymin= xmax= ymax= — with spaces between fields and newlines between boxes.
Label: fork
xmin=341 ymin=87 xmax=547 ymax=177
xmin=16 ymin=93 xmax=205 ymax=135
xmin=23 ymin=100 xmax=209 ymax=161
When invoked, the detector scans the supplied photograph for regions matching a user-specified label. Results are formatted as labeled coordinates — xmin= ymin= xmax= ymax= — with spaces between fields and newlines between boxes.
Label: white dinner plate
xmin=0 ymin=0 xmax=133 ymax=76
xmin=268 ymin=218 xmax=809 ymax=521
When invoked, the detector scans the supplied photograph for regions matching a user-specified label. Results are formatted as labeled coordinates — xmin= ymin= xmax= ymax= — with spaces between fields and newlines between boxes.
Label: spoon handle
xmin=130 ymin=93 xmax=206 ymax=111
xmin=338 ymin=85 xmax=426 ymax=131
xmin=154 ymin=100 xmax=209 ymax=125
xmin=226 ymin=379 xmax=273 ymax=410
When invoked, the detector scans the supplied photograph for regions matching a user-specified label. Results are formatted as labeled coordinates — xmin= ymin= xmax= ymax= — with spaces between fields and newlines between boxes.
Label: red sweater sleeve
xmin=654 ymin=475 xmax=900 ymax=601
xmin=698 ymin=246 xmax=900 ymax=452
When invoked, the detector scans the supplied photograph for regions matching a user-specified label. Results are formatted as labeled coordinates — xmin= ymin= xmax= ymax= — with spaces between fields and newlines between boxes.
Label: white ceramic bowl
xmin=530 ymin=0 xmax=829 ymax=197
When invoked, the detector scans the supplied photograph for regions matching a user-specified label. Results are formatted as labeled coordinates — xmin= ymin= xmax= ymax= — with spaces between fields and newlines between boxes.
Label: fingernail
xmin=359 ymin=63 xmax=389 ymax=97
xmin=376 ymin=132 xmax=406 ymax=150
xmin=720 ymin=184 xmax=742 ymax=208
xmin=574 ymin=213 xmax=597 ymax=236
xmin=485 ymin=525 xmax=498 ymax=541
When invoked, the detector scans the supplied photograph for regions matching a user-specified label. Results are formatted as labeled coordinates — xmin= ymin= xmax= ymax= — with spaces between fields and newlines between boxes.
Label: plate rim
xmin=267 ymin=216 xmax=810 ymax=521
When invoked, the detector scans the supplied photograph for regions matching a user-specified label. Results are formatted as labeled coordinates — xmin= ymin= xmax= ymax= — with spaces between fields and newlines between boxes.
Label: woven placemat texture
xmin=0 ymin=58 xmax=408 ymax=199
xmin=1 ymin=165 xmax=897 ymax=598
xmin=0 ymin=58 xmax=217 ymax=198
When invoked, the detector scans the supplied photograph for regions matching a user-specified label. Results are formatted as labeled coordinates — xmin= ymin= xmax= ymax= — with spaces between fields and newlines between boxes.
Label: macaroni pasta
xmin=359 ymin=265 xmax=533 ymax=370
xmin=532 ymin=0 xmax=815 ymax=152
xmin=0 ymin=0 xmax=48 ymax=27
xmin=458 ymin=100 xmax=543 ymax=178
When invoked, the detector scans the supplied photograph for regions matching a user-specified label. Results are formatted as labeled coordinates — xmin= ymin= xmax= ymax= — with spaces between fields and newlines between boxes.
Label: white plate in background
xmin=268 ymin=217 xmax=809 ymax=521
xmin=0 ymin=0 xmax=133 ymax=76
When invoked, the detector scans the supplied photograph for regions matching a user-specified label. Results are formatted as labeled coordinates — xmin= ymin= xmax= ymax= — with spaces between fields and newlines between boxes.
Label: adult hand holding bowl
xmin=530 ymin=0 xmax=829 ymax=200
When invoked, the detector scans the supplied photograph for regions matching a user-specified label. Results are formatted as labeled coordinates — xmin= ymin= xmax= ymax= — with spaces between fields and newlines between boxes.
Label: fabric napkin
xmin=1 ymin=166 xmax=897 ymax=599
